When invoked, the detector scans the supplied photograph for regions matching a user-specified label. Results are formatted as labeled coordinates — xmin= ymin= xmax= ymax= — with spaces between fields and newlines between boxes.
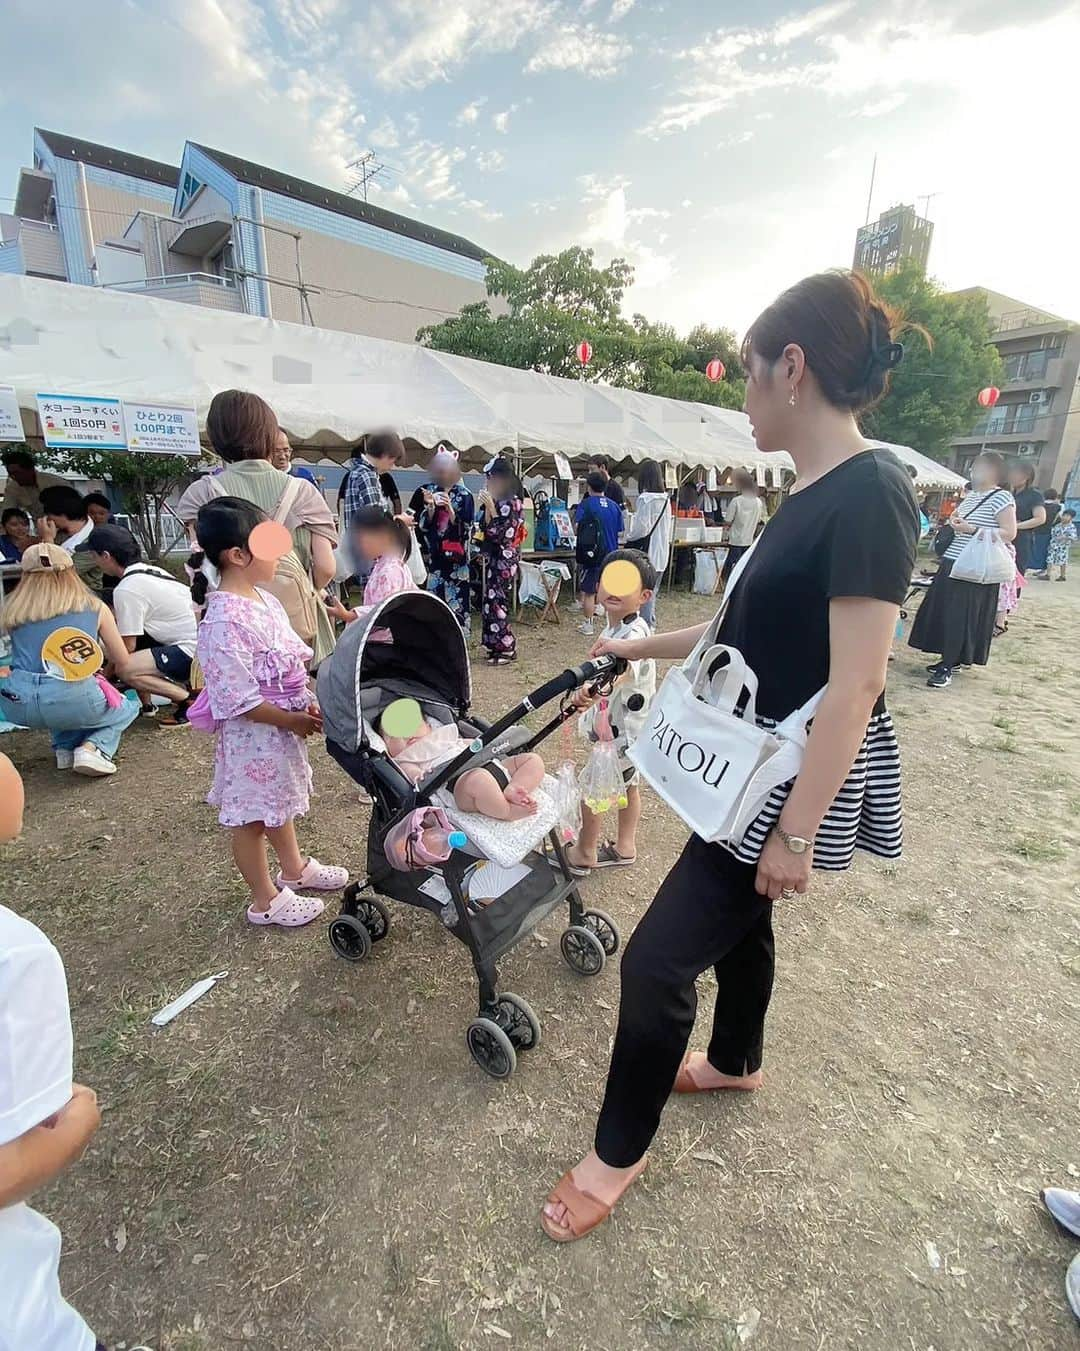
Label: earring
xmin=788 ymin=386 xmax=797 ymax=408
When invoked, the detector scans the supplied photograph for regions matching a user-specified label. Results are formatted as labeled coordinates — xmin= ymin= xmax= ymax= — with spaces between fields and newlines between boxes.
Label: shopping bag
xmin=693 ymin=548 xmax=720 ymax=595
xmin=626 ymin=643 xmax=824 ymax=847
xmin=552 ymin=761 xmax=583 ymax=844
xmin=950 ymin=528 xmax=1015 ymax=585
xmin=578 ymin=699 xmax=628 ymax=814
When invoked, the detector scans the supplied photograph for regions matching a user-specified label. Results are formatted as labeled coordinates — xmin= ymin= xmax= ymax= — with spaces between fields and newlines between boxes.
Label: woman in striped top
xmin=540 ymin=271 xmax=919 ymax=1244
xmin=908 ymin=451 xmax=1016 ymax=688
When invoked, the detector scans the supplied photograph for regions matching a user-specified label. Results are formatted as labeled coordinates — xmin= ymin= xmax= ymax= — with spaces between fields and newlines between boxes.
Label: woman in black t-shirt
xmin=1007 ymin=462 xmax=1045 ymax=576
xmin=541 ymin=271 xmax=919 ymax=1244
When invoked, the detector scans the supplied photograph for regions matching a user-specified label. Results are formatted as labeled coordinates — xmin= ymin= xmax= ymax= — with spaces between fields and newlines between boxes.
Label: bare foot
xmin=505 ymin=799 xmax=538 ymax=821
xmin=677 ymin=1051 xmax=763 ymax=1093
xmin=504 ymin=784 xmax=536 ymax=808
xmin=542 ymin=1150 xmax=648 ymax=1241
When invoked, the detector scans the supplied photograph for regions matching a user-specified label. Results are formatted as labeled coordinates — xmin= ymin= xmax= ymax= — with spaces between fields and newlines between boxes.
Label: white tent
xmin=0 ymin=274 xmax=787 ymax=478
xmin=0 ymin=274 xmax=964 ymax=490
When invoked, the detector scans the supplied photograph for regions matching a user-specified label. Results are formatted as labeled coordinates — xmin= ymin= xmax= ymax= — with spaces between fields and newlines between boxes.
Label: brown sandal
xmin=540 ymin=1159 xmax=647 ymax=1243
xmin=674 ymin=1054 xmax=763 ymax=1094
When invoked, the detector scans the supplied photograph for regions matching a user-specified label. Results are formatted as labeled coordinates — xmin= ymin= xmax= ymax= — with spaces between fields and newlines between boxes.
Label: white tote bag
xmin=949 ymin=527 xmax=1014 ymax=586
xmin=626 ymin=542 xmax=826 ymax=847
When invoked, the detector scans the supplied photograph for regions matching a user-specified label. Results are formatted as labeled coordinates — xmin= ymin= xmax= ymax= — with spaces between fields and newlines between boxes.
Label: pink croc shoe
xmin=247 ymin=888 xmax=325 ymax=928
xmin=275 ymin=857 xmax=349 ymax=892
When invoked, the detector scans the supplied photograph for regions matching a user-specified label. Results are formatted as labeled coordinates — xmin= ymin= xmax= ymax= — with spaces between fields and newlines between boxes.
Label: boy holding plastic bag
xmin=566 ymin=551 xmax=657 ymax=873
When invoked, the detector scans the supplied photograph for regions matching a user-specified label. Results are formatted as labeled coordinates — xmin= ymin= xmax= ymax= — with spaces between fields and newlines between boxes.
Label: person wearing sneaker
xmin=1042 ymin=1187 xmax=1080 ymax=1322
xmin=0 ymin=543 xmax=139 ymax=776
xmin=909 ymin=451 xmax=1017 ymax=689
xmin=86 ymin=524 xmax=197 ymax=726
xmin=574 ymin=472 xmax=622 ymax=636
xmin=194 ymin=496 xmax=348 ymax=928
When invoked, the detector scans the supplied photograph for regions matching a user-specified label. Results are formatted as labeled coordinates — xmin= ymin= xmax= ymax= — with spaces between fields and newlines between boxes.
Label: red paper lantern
xmin=576 ymin=340 xmax=593 ymax=366
xmin=705 ymin=359 xmax=726 ymax=383
xmin=977 ymin=386 xmax=1000 ymax=409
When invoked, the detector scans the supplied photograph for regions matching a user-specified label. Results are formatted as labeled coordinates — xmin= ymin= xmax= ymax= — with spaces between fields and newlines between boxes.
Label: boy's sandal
xmin=247 ymin=889 xmax=325 ymax=928
xmin=275 ymin=857 xmax=349 ymax=891
xmin=594 ymin=843 xmax=636 ymax=868
xmin=540 ymin=1159 xmax=647 ymax=1243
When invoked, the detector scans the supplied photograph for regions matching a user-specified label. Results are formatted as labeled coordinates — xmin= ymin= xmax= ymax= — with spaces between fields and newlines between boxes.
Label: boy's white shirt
xmin=579 ymin=613 xmax=656 ymax=750
xmin=0 ymin=906 xmax=95 ymax=1351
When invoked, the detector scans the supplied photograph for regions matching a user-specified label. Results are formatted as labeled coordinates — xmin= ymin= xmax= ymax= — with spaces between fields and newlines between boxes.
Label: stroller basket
xmin=317 ymin=590 xmax=627 ymax=1079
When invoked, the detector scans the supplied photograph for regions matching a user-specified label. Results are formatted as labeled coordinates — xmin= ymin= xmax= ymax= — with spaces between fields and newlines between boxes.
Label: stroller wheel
xmin=497 ymin=993 xmax=542 ymax=1051
xmin=356 ymin=895 xmax=391 ymax=943
xmin=581 ymin=908 xmax=620 ymax=957
xmin=328 ymin=914 xmax=371 ymax=963
xmin=560 ymin=925 xmax=606 ymax=977
xmin=466 ymin=1017 xmax=517 ymax=1079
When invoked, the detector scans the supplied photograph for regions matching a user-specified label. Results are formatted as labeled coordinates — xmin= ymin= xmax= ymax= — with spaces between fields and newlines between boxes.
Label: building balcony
xmin=0 ymin=219 xmax=64 ymax=278
xmin=102 ymin=271 xmax=244 ymax=313
xmin=952 ymin=425 xmax=1048 ymax=447
xmin=1002 ymin=357 xmax=1068 ymax=392
xmin=993 ymin=308 xmax=1073 ymax=343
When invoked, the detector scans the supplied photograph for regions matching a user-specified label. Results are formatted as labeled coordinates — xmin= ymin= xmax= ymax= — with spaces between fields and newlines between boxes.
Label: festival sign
xmin=37 ymin=393 xmax=126 ymax=450
xmin=0 ymin=385 xmax=23 ymax=442
xmin=123 ymin=400 xmax=201 ymax=456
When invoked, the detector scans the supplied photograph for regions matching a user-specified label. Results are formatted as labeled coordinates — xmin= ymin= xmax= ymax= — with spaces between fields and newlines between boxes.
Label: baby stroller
xmin=317 ymin=590 xmax=626 ymax=1079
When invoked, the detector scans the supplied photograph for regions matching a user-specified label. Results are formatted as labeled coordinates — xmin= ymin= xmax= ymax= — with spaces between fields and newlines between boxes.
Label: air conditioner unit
xmin=1029 ymin=391 xmax=1047 ymax=404
xmin=1017 ymin=443 xmax=1039 ymax=457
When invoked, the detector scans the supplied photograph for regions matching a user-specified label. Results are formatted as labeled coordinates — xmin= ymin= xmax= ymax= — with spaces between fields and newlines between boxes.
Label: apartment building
xmin=948 ymin=288 xmax=1080 ymax=492
xmin=0 ymin=129 xmax=493 ymax=343
xmin=853 ymin=203 xmax=934 ymax=279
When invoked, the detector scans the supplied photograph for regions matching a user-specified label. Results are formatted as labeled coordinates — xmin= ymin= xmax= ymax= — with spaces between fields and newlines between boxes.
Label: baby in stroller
xmin=379 ymin=702 xmax=544 ymax=821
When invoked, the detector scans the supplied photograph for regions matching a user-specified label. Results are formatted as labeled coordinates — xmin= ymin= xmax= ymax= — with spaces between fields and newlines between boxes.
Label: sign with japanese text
xmin=122 ymin=401 xmax=201 ymax=457
xmin=0 ymin=385 xmax=23 ymax=442
xmin=37 ymin=393 xmax=126 ymax=450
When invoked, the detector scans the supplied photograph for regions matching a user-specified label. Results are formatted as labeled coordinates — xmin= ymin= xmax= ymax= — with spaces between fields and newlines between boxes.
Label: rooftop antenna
xmin=345 ymin=152 xmax=387 ymax=202
xmin=917 ymin=191 xmax=941 ymax=219
xmin=864 ymin=153 xmax=877 ymax=226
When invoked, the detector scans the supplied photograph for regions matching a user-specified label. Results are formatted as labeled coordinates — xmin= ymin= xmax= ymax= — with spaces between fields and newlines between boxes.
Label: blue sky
xmin=2 ymin=0 xmax=1079 ymax=332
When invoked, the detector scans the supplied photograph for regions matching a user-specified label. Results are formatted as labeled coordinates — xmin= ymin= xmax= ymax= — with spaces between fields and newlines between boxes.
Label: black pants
xmin=594 ymin=835 xmax=774 ymax=1167
xmin=722 ymin=544 xmax=748 ymax=580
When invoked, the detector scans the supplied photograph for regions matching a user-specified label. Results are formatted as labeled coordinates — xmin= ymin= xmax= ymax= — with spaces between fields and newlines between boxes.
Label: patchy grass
xmin=1010 ymin=834 xmax=1066 ymax=864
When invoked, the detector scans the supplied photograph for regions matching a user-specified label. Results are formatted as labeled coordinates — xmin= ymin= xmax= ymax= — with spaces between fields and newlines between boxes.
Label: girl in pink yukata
xmin=325 ymin=506 xmax=416 ymax=637
xmin=195 ymin=497 xmax=348 ymax=928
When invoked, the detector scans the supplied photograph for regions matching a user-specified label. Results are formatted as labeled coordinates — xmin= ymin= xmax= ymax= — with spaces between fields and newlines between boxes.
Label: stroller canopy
xmin=319 ymin=591 xmax=471 ymax=753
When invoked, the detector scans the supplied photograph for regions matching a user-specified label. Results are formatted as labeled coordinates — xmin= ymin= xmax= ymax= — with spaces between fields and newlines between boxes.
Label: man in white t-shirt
xmin=722 ymin=469 xmax=768 ymax=580
xmin=88 ymin=525 xmax=197 ymax=722
xmin=0 ymin=753 xmax=102 ymax=1351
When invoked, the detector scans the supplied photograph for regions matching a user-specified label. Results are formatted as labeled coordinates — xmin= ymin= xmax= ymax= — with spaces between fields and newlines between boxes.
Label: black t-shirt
xmin=717 ymin=450 xmax=918 ymax=719
xmin=603 ymin=479 xmax=626 ymax=508
xmin=1013 ymin=485 xmax=1043 ymax=526
xmin=1037 ymin=500 xmax=1061 ymax=536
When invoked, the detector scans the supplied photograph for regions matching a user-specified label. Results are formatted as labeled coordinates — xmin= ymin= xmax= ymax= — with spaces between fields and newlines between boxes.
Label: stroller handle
xmin=521 ymin=655 xmax=627 ymax=712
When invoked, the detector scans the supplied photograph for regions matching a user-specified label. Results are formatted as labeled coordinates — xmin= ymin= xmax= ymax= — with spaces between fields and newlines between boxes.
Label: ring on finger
xmin=780 ymin=886 xmax=796 ymax=899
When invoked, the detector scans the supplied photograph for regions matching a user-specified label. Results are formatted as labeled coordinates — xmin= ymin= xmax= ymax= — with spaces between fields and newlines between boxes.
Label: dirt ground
xmin=2 ymin=573 xmax=1079 ymax=1351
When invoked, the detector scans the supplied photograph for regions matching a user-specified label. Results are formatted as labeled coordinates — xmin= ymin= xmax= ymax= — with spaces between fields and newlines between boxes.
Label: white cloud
xmin=609 ymin=0 xmax=635 ymax=19
xmin=525 ymin=23 xmax=631 ymax=77
xmin=475 ymin=149 xmax=505 ymax=172
xmin=354 ymin=0 xmax=556 ymax=88
xmin=771 ymin=1 xmax=853 ymax=47
xmin=578 ymin=174 xmax=673 ymax=290
xmin=455 ymin=98 xmax=486 ymax=126
xmin=492 ymin=105 xmax=517 ymax=133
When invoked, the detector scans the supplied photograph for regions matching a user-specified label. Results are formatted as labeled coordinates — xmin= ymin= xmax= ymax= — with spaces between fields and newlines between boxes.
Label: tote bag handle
xmin=689 ymin=644 xmax=759 ymax=723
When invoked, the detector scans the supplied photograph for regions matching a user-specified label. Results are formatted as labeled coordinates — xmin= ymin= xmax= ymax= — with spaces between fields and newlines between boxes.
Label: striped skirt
xmin=728 ymin=711 xmax=903 ymax=872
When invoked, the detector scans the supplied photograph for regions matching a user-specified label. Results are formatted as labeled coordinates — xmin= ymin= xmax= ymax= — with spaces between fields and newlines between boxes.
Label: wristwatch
xmin=775 ymin=824 xmax=813 ymax=855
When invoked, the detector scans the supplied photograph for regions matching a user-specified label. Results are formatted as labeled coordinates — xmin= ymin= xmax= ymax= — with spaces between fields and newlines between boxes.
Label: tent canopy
xmin=0 ymin=274 xmax=963 ymax=490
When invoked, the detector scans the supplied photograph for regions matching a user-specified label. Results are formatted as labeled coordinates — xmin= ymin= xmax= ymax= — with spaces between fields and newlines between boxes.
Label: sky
xmin=2 ymin=0 xmax=1079 ymax=335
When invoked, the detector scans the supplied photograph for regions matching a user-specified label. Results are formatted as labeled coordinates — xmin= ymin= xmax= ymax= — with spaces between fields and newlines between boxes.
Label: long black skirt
xmin=908 ymin=559 xmax=998 ymax=668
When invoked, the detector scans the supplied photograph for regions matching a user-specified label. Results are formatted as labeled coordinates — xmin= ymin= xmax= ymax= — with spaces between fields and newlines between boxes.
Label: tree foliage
xmin=418 ymin=247 xmax=746 ymax=410
xmin=863 ymin=263 xmax=1004 ymax=462
xmin=35 ymin=445 xmax=200 ymax=560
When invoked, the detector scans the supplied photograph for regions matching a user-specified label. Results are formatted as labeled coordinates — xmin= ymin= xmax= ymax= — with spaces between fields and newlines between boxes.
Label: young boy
xmin=0 ymin=753 xmax=105 ymax=1350
xmin=566 ymin=550 xmax=657 ymax=872
xmin=1048 ymin=507 xmax=1076 ymax=581
xmin=574 ymin=472 xmax=623 ymax=636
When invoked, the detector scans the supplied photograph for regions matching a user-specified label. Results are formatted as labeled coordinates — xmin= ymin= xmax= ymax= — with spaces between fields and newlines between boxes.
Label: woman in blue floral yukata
xmin=478 ymin=456 xmax=526 ymax=665
xmin=415 ymin=445 xmax=475 ymax=631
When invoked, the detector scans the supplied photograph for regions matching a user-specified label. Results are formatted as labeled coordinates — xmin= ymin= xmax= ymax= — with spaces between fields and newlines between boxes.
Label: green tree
xmin=35 ymin=446 xmax=200 ymax=560
xmin=418 ymin=247 xmax=744 ymax=408
xmin=863 ymin=263 xmax=1004 ymax=461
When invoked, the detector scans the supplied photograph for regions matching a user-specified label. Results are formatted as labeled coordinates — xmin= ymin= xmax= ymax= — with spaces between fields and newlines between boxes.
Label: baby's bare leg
xmin=502 ymin=752 xmax=545 ymax=805
xmin=453 ymin=767 xmax=535 ymax=820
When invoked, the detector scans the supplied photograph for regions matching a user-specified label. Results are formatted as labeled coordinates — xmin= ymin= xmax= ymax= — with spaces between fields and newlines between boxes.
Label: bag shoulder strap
xmin=637 ymin=499 xmax=667 ymax=543
xmin=958 ymin=489 xmax=1001 ymax=522
xmin=123 ymin=562 xmax=187 ymax=587
xmin=272 ymin=475 xmax=303 ymax=525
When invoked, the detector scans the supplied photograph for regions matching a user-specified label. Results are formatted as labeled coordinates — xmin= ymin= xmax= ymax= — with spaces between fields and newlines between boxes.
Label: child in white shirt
xmin=566 ymin=550 xmax=657 ymax=872
xmin=0 ymin=753 xmax=103 ymax=1351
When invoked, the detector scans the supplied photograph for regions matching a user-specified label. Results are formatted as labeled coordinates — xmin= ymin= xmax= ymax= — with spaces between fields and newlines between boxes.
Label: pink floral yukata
xmin=197 ymin=589 xmax=314 ymax=829
xmin=356 ymin=554 xmax=416 ymax=640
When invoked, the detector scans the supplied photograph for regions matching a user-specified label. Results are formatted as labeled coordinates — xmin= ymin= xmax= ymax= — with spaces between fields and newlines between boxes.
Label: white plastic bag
xmin=517 ymin=561 xmax=547 ymax=608
xmin=552 ymin=761 xmax=583 ymax=844
xmin=693 ymin=548 xmax=720 ymax=595
xmin=578 ymin=700 xmax=628 ymax=815
xmin=950 ymin=528 xmax=1015 ymax=585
